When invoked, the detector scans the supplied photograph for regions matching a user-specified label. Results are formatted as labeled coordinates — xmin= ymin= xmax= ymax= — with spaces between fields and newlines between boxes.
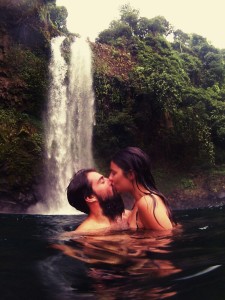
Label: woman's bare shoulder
xmin=138 ymin=193 xmax=165 ymax=207
xmin=137 ymin=194 xmax=157 ymax=207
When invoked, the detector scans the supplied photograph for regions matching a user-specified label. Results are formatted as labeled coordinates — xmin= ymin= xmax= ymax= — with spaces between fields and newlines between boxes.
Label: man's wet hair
xmin=67 ymin=168 xmax=95 ymax=214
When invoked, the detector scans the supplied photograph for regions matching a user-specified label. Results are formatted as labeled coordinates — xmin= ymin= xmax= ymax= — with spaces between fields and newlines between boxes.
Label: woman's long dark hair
xmin=111 ymin=147 xmax=175 ymax=226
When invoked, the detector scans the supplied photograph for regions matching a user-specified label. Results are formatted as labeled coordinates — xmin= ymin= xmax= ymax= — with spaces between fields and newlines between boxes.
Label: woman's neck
xmin=132 ymin=183 xmax=149 ymax=202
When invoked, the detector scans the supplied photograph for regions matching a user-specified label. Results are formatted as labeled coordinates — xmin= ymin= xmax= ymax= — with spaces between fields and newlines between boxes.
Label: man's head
xmin=67 ymin=169 xmax=124 ymax=220
xmin=67 ymin=169 xmax=95 ymax=214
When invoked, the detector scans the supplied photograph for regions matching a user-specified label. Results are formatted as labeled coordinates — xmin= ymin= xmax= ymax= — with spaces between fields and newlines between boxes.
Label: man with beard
xmin=66 ymin=168 xmax=128 ymax=234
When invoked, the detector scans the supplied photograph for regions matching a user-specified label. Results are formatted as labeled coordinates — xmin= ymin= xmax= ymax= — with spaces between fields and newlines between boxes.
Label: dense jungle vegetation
xmin=93 ymin=5 xmax=225 ymax=168
xmin=0 ymin=1 xmax=224 ymax=209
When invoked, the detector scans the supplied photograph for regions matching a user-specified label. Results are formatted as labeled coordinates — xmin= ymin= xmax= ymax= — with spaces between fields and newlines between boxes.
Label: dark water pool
xmin=1 ymin=206 xmax=225 ymax=300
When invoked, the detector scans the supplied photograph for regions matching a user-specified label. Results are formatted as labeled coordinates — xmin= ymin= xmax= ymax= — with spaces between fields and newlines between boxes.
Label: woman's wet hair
xmin=67 ymin=168 xmax=95 ymax=214
xmin=111 ymin=147 xmax=175 ymax=225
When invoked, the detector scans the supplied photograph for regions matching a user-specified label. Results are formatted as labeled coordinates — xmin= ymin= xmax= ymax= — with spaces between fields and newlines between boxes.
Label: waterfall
xmin=30 ymin=36 xmax=95 ymax=214
xmin=68 ymin=38 xmax=95 ymax=169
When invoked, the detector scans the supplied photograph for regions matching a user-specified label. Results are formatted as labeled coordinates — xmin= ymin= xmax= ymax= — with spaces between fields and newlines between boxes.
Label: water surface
xmin=1 ymin=206 xmax=225 ymax=299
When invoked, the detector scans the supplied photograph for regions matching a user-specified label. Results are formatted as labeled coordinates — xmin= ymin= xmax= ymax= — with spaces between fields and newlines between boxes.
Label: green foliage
xmin=203 ymin=52 xmax=225 ymax=87
xmin=120 ymin=3 xmax=139 ymax=33
xmin=0 ymin=109 xmax=43 ymax=190
xmin=48 ymin=5 xmax=68 ymax=33
xmin=173 ymin=29 xmax=190 ymax=46
xmin=94 ymin=3 xmax=225 ymax=169
xmin=143 ymin=16 xmax=173 ymax=37
xmin=97 ymin=21 xmax=132 ymax=46
xmin=94 ymin=110 xmax=137 ymax=163
xmin=180 ymin=178 xmax=196 ymax=189
xmin=93 ymin=73 xmax=137 ymax=164
xmin=179 ymin=53 xmax=202 ymax=85
xmin=130 ymin=47 xmax=188 ymax=112
xmin=144 ymin=33 xmax=172 ymax=53
xmin=172 ymin=105 xmax=215 ymax=165
xmin=5 ymin=46 xmax=48 ymax=116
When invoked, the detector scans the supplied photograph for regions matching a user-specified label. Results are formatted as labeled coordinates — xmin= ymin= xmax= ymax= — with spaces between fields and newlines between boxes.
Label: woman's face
xmin=109 ymin=161 xmax=132 ymax=193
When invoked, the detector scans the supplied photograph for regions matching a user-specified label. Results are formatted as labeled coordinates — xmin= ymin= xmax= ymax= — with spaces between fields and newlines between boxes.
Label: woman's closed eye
xmin=110 ymin=170 xmax=116 ymax=176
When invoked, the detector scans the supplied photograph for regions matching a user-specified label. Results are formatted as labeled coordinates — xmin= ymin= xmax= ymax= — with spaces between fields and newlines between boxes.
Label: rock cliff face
xmin=91 ymin=42 xmax=135 ymax=80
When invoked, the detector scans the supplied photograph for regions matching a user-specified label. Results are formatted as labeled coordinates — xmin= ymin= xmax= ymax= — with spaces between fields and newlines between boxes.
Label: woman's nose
xmin=108 ymin=174 xmax=113 ymax=182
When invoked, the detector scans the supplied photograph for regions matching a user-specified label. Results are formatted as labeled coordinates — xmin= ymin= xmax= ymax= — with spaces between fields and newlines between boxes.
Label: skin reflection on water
xmin=52 ymin=228 xmax=182 ymax=299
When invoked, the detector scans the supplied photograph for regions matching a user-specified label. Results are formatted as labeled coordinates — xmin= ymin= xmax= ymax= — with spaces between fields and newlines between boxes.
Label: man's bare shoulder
xmin=75 ymin=218 xmax=95 ymax=232
xmin=72 ymin=219 xmax=99 ymax=234
xmin=62 ymin=218 xmax=111 ymax=237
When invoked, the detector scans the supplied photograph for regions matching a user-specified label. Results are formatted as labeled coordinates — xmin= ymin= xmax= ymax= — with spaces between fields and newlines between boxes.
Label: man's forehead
xmin=87 ymin=171 xmax=103 ymax=184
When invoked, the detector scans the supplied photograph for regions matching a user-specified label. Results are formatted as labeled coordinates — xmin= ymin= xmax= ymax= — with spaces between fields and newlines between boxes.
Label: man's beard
xmin=97 ymin=189 xmax=124 ymax=221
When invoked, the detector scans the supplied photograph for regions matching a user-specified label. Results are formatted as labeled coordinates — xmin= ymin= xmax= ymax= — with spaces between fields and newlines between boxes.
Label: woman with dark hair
xmin=109 ymin=147 xmax=175 ymax=231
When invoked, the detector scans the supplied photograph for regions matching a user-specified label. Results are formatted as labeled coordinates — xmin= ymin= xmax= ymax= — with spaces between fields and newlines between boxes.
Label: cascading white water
xmin=68 ymin=37 xmax=95 ymax=170
xmin=30 ymin=36 xmax=95 ymax=214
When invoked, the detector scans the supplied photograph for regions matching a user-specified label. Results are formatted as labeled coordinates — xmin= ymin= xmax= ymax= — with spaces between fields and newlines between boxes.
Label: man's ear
xmin=85 ymin=194 xmax=97 ymax=203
